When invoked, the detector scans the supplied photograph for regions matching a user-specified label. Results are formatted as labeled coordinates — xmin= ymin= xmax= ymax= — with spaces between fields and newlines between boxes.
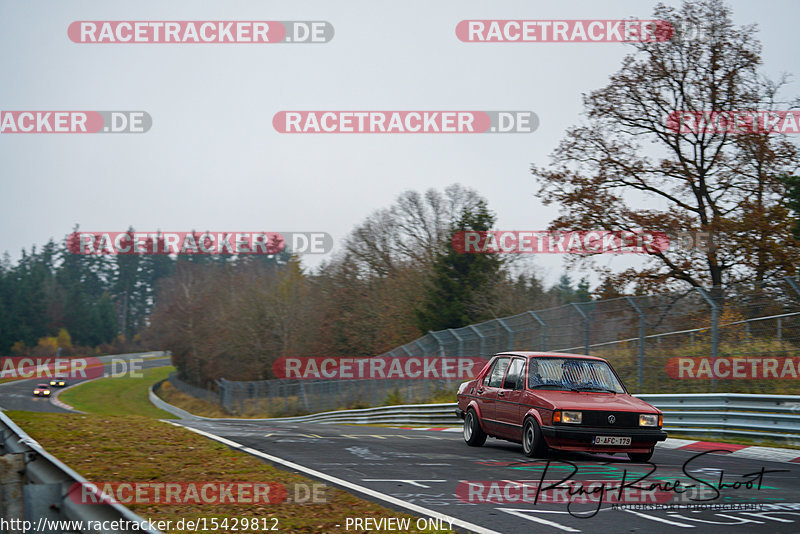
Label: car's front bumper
xmin=455 ymin=407 xmax=465 ymax=419
xmin=540 ymin=425 xmax=667 ymax=451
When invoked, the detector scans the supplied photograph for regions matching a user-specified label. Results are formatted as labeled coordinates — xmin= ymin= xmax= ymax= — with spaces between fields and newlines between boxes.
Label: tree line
xmin=146 ymin=185 xmax=592 ymax=387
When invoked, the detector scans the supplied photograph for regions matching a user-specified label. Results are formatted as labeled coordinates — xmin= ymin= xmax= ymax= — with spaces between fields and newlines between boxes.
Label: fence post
xmin=448 ymin=328 xmax=464 ymax=357
xmin=778 ymin=317 xmax=783 ymax=343
xmin=528 ymin=311 xmax=547 ymax=351
xmin=414 ymin=339 xmax=428 ymax=356
xmin=626 ymin=296 xmax=646 ymax=392
xmin=299 ymin=381 xmax=311 ymax=413
xmin=497 ymin=318 xmax=514 ymax=351
xmin=571 ymin=303 xmax=590 ymax=355
xmin=429 ymin=331 xmax=446 ymax=356
xmin=468 ymin=325 xmax=486 ymax=356
xmin=785 ymin=276 xmax=800 ymax=298
xmin=695 ymin=286 xmax=720 ymax=390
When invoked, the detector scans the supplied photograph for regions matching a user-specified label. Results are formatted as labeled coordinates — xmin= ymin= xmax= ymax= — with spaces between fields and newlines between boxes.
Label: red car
xmin=456 ymin=352 xmax=667 ymax=461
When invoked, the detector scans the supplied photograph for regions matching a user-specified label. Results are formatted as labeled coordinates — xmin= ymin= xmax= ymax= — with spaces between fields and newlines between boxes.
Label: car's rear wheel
xmin=522 ymin=418 xmax=545 ymax=457
xmin=628 ymin=449 xmax=654 ymax=462
xmin=463 ymin=409 xmax=487 ymax=447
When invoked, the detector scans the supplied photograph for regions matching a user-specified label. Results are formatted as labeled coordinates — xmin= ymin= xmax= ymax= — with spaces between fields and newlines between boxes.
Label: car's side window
xmin=515 ymin=359 xmax=527 ymax=390
xmin=503 ymin=358 xmax=524 ymax=390
xmin=487 ymin=357 xmax=510 ymax=388
xmin=482 ymin=360 xmax=494 ymax=386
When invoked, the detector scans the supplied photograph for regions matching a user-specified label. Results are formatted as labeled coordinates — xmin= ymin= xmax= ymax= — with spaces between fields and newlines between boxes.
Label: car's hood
xmin=528 ymin=391 xmax=659 ymax=412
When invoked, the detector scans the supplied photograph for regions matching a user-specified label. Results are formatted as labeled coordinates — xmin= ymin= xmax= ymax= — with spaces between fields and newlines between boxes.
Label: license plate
xmin=593 ymin=436 xmax=631 ymax=446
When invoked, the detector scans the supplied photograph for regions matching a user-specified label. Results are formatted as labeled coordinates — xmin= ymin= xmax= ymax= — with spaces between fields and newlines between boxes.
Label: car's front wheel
xmin=628 ymin=449 xmax=654 ymax=462
xmin=463 ymin=408 xmax=487 ymax=447
xmin=522 ymin=417 xmax=546 ymax=457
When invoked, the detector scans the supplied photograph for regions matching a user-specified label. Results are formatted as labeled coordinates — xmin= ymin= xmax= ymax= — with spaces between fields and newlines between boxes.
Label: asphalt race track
xmin=4 ymin=359 xmax=800 ymax=533
xmin=0 ymin=352 xmax=171 ymax=412
xmin=177 ymin=419 xmax=800 ymax=534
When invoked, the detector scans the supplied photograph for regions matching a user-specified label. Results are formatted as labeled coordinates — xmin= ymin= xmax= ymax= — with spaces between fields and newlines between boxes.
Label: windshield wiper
xmin=529 ymin=384 xmax=583 ymax=392
xmin=575 ymin=386 xmax=618 ymax=393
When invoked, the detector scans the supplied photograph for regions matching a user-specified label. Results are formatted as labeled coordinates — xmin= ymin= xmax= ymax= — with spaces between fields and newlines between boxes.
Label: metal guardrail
xmin=262 ymin=403 xmax=460 ymax=426
xmin=159 ymin=393 xmax=799 ymax=445
xmin=0 ymin=410 xmax=161 ymax=534
xmin=638 ymin=393 xmax=800 ymax=443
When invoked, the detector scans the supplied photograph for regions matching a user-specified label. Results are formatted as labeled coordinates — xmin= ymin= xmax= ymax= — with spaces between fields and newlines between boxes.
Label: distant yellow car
xmin=33 ymin=384 xmax=52 ymax=397
xmin=49 ymin=376 xmax=67 ymax=387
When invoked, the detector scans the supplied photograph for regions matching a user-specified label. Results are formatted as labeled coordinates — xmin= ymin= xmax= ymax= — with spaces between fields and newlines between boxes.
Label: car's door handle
xmin=498 ymin=391 xmax=505 ymax=397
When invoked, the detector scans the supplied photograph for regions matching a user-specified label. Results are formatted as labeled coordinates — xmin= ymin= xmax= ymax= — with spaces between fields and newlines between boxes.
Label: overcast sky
xmin=1 ymin=0 xmax=798 ymax=286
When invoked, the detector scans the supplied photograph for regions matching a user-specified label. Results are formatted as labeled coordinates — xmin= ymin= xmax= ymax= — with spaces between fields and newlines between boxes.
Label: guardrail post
xmin=497 ymin=318 xmax=514 ymax=351
xmin=571 ymin=303 xmax=590 ymax=355
xmin=626 ymin=296 xmax=646 ymax=392
xmin=0 ymin=452 xmax=24 ymax=530
xmin=696 ymin=286 xmax=720 ymax=390
xmin=528 ymin=311 xmax=547 ymax=351
xmin=468 ymin=325 xmax=486 ymax=356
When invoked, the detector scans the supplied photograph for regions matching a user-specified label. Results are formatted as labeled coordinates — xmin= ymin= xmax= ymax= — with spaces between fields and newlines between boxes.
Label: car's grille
xmin=581 ymin=411 xmax=639 ymax=428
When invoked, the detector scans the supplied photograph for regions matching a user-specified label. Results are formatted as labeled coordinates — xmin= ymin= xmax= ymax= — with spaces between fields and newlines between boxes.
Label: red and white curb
xmin=658 ymin=437 xmax=800 ymax=463
xmin=398 ymin=426 xmax=800 ymax=464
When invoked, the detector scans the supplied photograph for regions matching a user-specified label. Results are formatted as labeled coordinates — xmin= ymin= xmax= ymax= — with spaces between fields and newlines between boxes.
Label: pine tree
xmin=415 ymin=200 xmax=501 ymax=332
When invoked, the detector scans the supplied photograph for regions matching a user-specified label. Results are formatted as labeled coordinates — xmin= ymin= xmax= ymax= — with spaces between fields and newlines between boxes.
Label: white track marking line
xmin=165 ymin=421 xmax=502 ymax=534
xmin=620 ymin=508 xmax=695 ymax=527
xmin=495 ymin=508 xmax=581 ymax=532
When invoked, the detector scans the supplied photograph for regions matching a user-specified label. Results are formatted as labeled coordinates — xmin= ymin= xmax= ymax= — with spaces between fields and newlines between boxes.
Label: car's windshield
xmin=527 ymin=357 xmax=625 ymax=393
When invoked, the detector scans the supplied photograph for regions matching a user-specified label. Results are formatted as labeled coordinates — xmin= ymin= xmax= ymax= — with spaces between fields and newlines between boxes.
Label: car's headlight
xmin=554 ymin=410 xmax=582 ymax=424
xmin=639 ymin=414 xmax=659 ymax=427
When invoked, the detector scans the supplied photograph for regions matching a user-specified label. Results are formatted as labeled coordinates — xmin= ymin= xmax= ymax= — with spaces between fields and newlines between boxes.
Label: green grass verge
xmin=157 ymin=381 xmax=233 ymax=418
xmin=59 ymin=366 xmax=175 ymax=418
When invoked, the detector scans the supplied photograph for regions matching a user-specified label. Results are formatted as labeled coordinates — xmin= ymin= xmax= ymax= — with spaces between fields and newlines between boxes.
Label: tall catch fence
xmin=167 ymin=277 xmax=800 ymax=416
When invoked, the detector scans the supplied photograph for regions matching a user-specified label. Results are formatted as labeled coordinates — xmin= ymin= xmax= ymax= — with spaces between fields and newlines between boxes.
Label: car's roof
xmin=494 ymin=351 xmax=607 ymax=361
xmin=36 ymin=383 xmax=49 ymax=387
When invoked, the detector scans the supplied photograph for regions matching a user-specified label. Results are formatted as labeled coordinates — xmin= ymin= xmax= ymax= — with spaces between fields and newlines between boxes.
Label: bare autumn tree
xmin=532 ymin=0 xmax=800 ymax=292
xmin=344 ymin=184 xmax=484 ymax=277
xmin=148 ymin=262 xmax=233 ymax=386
